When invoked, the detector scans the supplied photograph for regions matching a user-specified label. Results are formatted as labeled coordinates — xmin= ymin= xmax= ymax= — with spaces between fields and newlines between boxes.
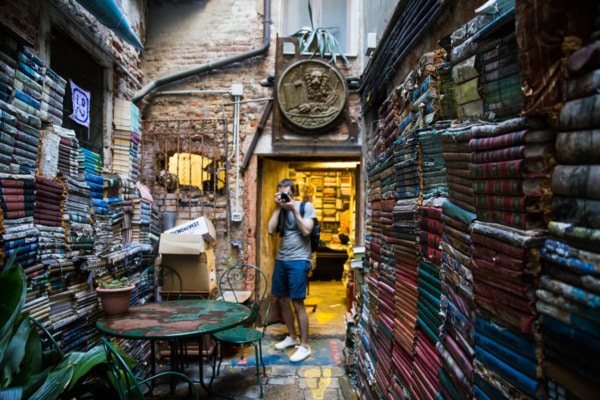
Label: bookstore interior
xmin=288 ymin=162 xmax=358 ymax=282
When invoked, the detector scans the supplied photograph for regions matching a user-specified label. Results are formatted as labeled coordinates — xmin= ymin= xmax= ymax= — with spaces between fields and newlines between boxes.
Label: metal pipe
xmin=133 ymin=0 xmax=272 ymax=104
xmin=75 ymin=0 xmax=143 ymax=50
xmin=221 ymin=97 xmax=274 ymax=106
xmin=154 ymin=90 xmax=231 ymax=96
xmin=233 ymin=95 xmax=241 ymax=215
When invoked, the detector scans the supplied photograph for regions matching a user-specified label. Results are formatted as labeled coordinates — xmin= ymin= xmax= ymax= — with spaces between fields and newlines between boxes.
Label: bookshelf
xmin=291 ymin=169 xmax=354 ymax=245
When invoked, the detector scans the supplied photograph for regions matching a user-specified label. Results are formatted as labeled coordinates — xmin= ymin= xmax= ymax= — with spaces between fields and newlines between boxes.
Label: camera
xmin=280 ymin=192 xmax=291 ymax=203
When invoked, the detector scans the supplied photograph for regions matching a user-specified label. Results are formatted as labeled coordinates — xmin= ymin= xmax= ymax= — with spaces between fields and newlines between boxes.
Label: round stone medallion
xmin=277 ymin=59 xmax=347 ymax=131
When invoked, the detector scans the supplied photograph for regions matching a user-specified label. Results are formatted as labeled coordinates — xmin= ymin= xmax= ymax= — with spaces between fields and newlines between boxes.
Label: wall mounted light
xmin=366 ymin=32 xmax=377 ymax=56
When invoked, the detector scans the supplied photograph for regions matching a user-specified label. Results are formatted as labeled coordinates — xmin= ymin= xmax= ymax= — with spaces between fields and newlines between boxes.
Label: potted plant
xmin=290 ymin=0 xmax=349 ymax=64
xmin=96 ymin=276 xmax=135 ymax=318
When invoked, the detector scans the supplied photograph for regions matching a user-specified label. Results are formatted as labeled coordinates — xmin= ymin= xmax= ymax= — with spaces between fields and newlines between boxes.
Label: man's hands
xmin=270 ymin=188 xmax=313 ymax=237
xmin=268 ymin=190 xmax=295 ymax=235
xmin=276 ymin=191 xmax=296 ymax=211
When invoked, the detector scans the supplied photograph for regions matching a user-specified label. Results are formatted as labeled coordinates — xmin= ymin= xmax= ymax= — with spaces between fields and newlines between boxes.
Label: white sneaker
xmin=289 ymin=345 xmax=311 ymax=362
xmin=274 ymin=336 xmax=299 ymax=350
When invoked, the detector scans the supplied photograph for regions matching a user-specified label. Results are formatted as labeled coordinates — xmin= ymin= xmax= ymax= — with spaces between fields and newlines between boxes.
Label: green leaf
xmin=289 ymin=0 xmax=349 ymax=64
xmin=57 ymin=351 xmax=86 ymax=368
xmin=22 ymin=325 xmax=44 ymax=375
xmin=110 ymin=342 xmax=138 ymax=370
xmin=8 ymin=318 xmax=40 ymax=388
xmin=0 ymin=254 xmax=27 ymax=364
xmin=67 ymin=345 xmax=107 ymax=390
xmin=0 ymin=387 xmax=23 ymax=400
xmin=4 ymin=316 xmax=32 ymax=376
xmin=22 ymin=368 xmax=52 ymax=399
xmin=28 ymin=363 xmax=75 ymax=400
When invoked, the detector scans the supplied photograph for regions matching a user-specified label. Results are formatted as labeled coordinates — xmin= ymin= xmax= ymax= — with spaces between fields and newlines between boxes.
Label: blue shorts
xmin=271 ymin=259 xmax=311 ymax=300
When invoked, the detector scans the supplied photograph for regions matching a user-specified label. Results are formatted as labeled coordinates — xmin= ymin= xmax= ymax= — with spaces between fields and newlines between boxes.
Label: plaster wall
xmin=362 ymin=0 xmax=399 ymax=56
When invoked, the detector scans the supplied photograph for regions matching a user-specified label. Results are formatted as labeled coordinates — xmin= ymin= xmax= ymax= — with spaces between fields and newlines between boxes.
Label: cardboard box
xmin=164 ymin=216 xmax=216 ymax=246
xmin=159 ymin=233 xmax=209 ymax=253
xmin=159 ymin=217 xmax=217 ymax=292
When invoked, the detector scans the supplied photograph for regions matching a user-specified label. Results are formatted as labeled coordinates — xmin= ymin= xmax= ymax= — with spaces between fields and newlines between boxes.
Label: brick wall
xmin=139 ymin=0 xmax=275 ymax=269
xmin=137 ymin=0 xmax=363 ymax=270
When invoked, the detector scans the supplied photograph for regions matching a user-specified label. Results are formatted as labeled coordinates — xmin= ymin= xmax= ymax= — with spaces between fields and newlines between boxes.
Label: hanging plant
xmin=290 ymin=0 xmax=349 ymax=64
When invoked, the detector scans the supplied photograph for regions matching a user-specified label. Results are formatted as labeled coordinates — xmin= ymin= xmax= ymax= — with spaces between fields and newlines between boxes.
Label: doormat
xmin=230 ymin=338 xmax=344 ymax=367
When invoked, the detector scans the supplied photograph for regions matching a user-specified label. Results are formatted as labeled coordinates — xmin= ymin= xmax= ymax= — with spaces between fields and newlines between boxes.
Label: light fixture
xmin=366 ymin=32 xmax=377 ymax=56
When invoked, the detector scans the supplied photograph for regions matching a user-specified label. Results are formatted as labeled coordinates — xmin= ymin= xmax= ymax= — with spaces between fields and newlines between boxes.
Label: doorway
xmin=257 ymin=157 xmax=361 ymax=333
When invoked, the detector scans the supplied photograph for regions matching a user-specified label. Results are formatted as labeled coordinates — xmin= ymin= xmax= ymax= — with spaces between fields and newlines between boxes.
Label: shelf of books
xmin=292 ymin=169 xmax=353 ymax=244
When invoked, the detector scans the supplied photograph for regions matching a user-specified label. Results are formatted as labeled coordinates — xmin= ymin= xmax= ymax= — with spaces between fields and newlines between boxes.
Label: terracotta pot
xmin=96 ymin=284 xmax=135 ymax=318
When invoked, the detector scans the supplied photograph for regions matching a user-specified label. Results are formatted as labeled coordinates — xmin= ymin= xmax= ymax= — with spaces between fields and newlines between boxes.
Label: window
xmin=168 ymin=154 xmax=225 ymax=193
xmin=143 ymin=119 xmax=227 ymax=219
xmin=51 ymin=29 xmax=105 ymax=156
xmin=282 ymin=0 xmax=357 ymax=55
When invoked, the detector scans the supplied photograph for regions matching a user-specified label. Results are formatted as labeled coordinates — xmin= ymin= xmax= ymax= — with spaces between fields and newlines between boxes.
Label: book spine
xmin=541 ymin=314 xmax=600 ymax=351
xmin=555 ymin=129 xmax=600 ymax=164
xmin=551 ymin=164 xmax=600 ymax=199
xmin=559 ymin=94 xmax=600 ymax=130
xmin=471 ymin=231 xmax=528 ymax=259
xmin=473 ymin=193 xmax=541 ymax=212
xmin=551 ymin=196 xmax=600 ymax=228
xmin=472 ymin=179 xmax=538 ymax=196
xmin=564 ymin=68 xmax=600 ymax=101
xmin=469 ymin=130 xmax=525 ymax=150
xmin=476 ymin=209 xmax=545 ymax=230
xmin=474 ymin=333 xmax=537 ymax=378
xmin=470 ymin=159 xmax=550 ymax=179
xmin=472 ymin=144 xmax=549 ymax=163
xmin=419 ymin=231 xmax=442 ymax=249
xmin=421 ymin=217 xmax=444 ymax=235
xmin=443 ymin=215 xmax=470 ymax=233
xmin=542 ymin=239 xmax=600 ymax=274
xmin=474 ymin=278 xmax=534 ymax=309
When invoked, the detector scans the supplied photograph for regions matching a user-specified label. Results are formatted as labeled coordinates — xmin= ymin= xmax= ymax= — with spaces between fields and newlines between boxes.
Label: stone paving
xmin=210 ymin=363 xmax=349 ymax=399
xmin=154 ymin=334 xmax=357 ymax=399
xmin=154 ymin=281 xmax=355 ymax=399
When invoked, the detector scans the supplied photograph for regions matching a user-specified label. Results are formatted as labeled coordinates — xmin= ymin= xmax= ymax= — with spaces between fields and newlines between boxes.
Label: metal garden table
xmin=96 ymin=299 xmax=251 ymax=397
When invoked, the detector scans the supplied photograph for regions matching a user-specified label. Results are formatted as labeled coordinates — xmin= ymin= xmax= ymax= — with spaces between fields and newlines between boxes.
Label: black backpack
xmin=300 ymin=201 xmax=321 ymax=253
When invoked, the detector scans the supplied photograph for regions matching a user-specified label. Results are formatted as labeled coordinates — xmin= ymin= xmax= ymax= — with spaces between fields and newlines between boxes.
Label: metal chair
xmin=29 ymin=317 xmax=64 ymax=359
xmin=139 ymin=264 xmax=188 ymax=373
xmin=102 ymin=337 xmax=199 ymax=400
xmin=139 ymin=264 xmax=183 ymax=303
xmin=212 ymin=264 xmax=271 ymax=397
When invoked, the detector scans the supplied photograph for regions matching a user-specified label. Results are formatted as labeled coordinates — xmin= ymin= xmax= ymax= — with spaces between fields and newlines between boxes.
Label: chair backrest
xmin=102 ymin=337 xmax=144 ymax=400
xmin=253 ymin=298 xmax=272 ymax=335
xmin=29 ymin=317 xmax=64 ymax=358
xmin=218 ymin=264 xmax=268 ymax=306
xmin=140 ymin=264 xmax=183 ymax=302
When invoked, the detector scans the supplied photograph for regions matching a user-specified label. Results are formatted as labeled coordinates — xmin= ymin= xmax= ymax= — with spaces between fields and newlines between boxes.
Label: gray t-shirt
xmin=277 ymin=202 xmax=317 ymax=261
